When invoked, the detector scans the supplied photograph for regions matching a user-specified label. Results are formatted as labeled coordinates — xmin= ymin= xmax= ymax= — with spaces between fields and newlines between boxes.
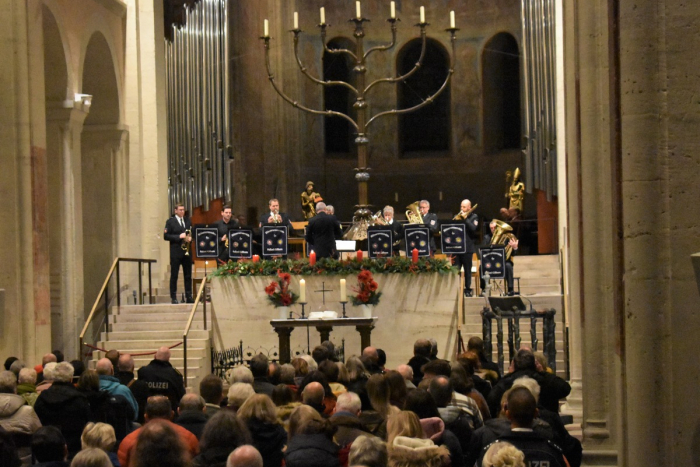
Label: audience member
xmin=272 ymin=384 xmax=300 ymax=429
xmin=279 ymin=364 xmax=297 ymax=393
xmin=226 ymin=445 xmax=263 ymax=467
xmin=330 ymin=391 xmax=372 ymax=452
xmin=200 ymin=374 xmax=224 ymax=417
xmin=300 ymin=355 xmax=318 ymax=372
xmin=450 ymin=363 xmax=490 ymax=420
xmin=137 ymin=347 xmax=186 ymax=412
xmin=284 ymin=405 xmax=340 ymax=467
xmin=428 ymin=338 xmax=439 ymax=360
xmin=229 ymin=366 xmax=254 ymax=385
xmin=422 ymin=360 xmax=483 ymax=429
xmin=227 ymin=383 xmax=255 ymax=412
xmin=34 ymin=362 xmax=91 ymax=458
xmin=175 ymin=393 xmax=208 ymax=439
xmin=456 ymin=351 xmax=493 ymax=398
xmin=311 ymin=346 xmax=330 ymax=366
xmin=31 ymin=425 xmax=69 ymax=467
xmin=36 ymin=362 xmax=57 ymax=394
xmin=80 ymin=422 xmax=119 ymax=467
xmin=69 ymin=447 xmax=112 ymax=467
xmin=396 ymin=364 xmax=416 ymax=390
xmin=301 ymin=382 xmax=326 ymax=416
xmin=249 ymin=355 xmax=275 ymax=396
xmin=0 ymin=370 xmax=42 ymax=463
xmin=268 ymin=362 xmax=281 ymax=386
xmin=236 ymin=394 xmax=286 ymax=467
xmin=318 ymin=360 xmax=346 ymax=397
xmin=9 ymin=360 xmax=24 ymax=379
xmin=481 ymin=441 xmax=525 ymax=467
xmin=95 ymin=359 xmax=138 ymax=421
xmin=36 ymin=354 xmax=57 ymax=385
xmin=104 ymin=351 xmax=119 ymax=370
xmin=117 ymin=396 xmax=199 ymax=467
xmin=0 ymin=425 xmax=21 ymax=467
xmin=386 ymin=411 xmax=449 ymax=467
xmin=17 ymin=367 xmax=39 ymax=406
xmin=297 ymin=371 xmax=337 ymax=416
xmin=287 ymin=405 xmax=320 ymax=439
xmin=384 ymin=370 xmax=408 ymax=409
xmin=192 ymin=410 xmax=252 ymax=467
xmin=361 ymin=347 xmax=382 ymax=375
xmin=290 ymin=358 xmax=309 ymax=387
xmin=348 ymin=434 xmax=387 ymax=467
xmin=115 ymin=354 xmax=149 ymax=424
xmin=336 ymin=362 xmax=349 ymax=387
xmin=406 ymin=339 xmax=432 ymax=386
xmin=427 ymin=377 xmax=473 ymax=453
xmin=467 ymin=337 xmax=501 ymax=382
xmin=52 ymin=351 xmax=65 ymax=364
xmin=70 ymin=361 xmax=86 ymax=385
xmin=344 ymin=357 xmax=370 ymax=410
xmin=377 ymin=349 xmax=387 ymax=372
xmin=130 ymin=419 xmax=191 ymax=467
xmin=360 ymin=374 xmax=399 ymax=439
xmin=4 ymin=357 xmax=19 ymax=371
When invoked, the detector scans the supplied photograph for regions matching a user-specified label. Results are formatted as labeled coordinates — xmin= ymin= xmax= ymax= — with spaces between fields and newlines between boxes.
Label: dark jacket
xmin=115 ymin=371 xmax=149 ymax=424
xmin=407 ymin=355 xmax=431 ymax=386
xmin=421 ymin=417 xmax=465 ymax=467
xmin=305 ymin=212 xmax=342 ymax=259
xmin=330 ymin=412 xmax=371 ymax=448
xmin=438 ymin=405 xmax=474 ymax=454
xmin=285 ymin=433 xmax=340 ymax=467
xmin=252 ymin=377 xmax=275 ymax=396
xmin=478 ymin=430 xmax=567 ymax=467
xmin=137 ymin=359 xmax=186 ymax=411
xmin=34 ymin=381 xmax=91 ymax=457
xmin=246 ymin=418 xmax=287 ymax=467
xmin=164 ymin=215 xmax=192 ymax=257
xmin=176 ymin=410 xmax=209 ymax=440
xmin=192 ymin=446 xmax=234 ymax=467
xmin=466 ymin=417 xmax=554 ymax=467
xmin=487 ymin=369 xmax=571 ymax=417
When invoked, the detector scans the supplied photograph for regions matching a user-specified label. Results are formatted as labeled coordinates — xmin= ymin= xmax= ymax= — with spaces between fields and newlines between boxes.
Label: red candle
xmin=252 ymin=254 xmax=260 ymax=263
xmin=356 ymin=250 xmax=363 ymax=261
xmin=309 ymin=250 xmax=316 ymax=266
xmin=412 ymin=248 xmax=419 ymax=264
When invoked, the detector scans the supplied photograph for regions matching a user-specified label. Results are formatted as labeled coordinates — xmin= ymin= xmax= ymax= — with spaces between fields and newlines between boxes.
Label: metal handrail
xmin=78 ymin=257 xmax=157 ymax=359
xmin=183 ymin=277 xmax=209 ymax=383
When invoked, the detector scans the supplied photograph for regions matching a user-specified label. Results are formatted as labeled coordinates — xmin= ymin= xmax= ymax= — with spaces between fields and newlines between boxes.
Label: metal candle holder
xmin=262 ymin=9 xmax=457 ymax=240
xmin=299 ymin=302 xmax=307 ymax=319
xmin=340 ymin=301 xmax=348 ymax=318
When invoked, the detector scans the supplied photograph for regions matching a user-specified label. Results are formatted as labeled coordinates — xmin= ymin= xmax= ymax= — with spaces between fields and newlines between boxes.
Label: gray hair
xmin=18 ymin=368 xmax=37 ymax=385
xmin=335 ymin=391 xmax=361 ymax=414
xmin=383 ymin=205 xmax=394 ymax=215
xmin=0 ymin=371 xmax=17 ymax=393
xmin=229 ymin=366 xmax=254 ymax=385
xmin=228 ymin=382 xmax=255 ymax=409
xmin=316 ymin=202 xmax=327 ymax=212
xmin=9 ymin=360 xmax=25 ymax=377
xmin=53 ymin=362 xmax=75 ymax=383
xmin=42 ymin=362 xmax=58 ymax=382
xmin=348 ymin=435 xmax=388 ymax=467
xmin=420 ymin=200 xmax=430 ymax=208
xmin=179 ymin=393 xmax=205 ymax=412
xmin=301 ymin=355 xmax=317 ymax=371
xmin=326 ymin=205 xmax=335 ymax=215
xmin=280 ymin=364 xmax=296 ymax=385
xmin=511 ymin=376 xmax=541 ymax=402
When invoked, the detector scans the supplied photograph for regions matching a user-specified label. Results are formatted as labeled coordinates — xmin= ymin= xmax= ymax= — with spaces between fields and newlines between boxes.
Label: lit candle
xmin=412 ymin=248 xmax=419 ymax=264
xmin=263 ymin=19 xmax=269 ymax=37
xmin=340 ymin=279 xmax=347 ymax=302
xmin=309 ymin=250 xmax=317 ymax=266
xmin=356 ymin=1 xmax=361 ymax=19
xmin=450 ymin=10 xmax=455 ymax=28
xmin=300 ymin=279 xmax=306 ymax=302
xmin=390 ymin=1 xmax=396 ymax=18
xmin=419 ymin=6 xmax=425 ymax=23
xmin=294 ymin=12 xmax=298 ymax=29
xmin=253 ymin=254 xmax=260 ymax=263
xmin=356 ymin=250 xmax=363 ymax=261
xmin=320 ymin=7 xmax=325 ymax=25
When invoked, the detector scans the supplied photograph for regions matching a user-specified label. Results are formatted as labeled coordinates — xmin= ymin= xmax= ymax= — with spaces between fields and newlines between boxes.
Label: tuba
xmin=490 ymin=219 xmax=516 ymax=260
xmin=405 ymin=202 xmax=423 ymax=224
xmin=453 ymin=203 xmax=478 ymax=221
xmin=372 ymin=210 xmax=388 ymax=225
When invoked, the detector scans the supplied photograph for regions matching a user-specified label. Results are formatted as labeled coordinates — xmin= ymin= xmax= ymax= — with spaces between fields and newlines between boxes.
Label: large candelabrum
xmin=262 ymin=3 xmax=458 ymax=240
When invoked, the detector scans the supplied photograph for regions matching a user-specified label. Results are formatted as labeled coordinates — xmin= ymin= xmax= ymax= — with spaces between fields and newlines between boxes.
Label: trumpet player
xmin=383 ymin=206 xmax=403 ymax=255
xmin=259 ymin=198 xmax=293 ymax=230
xmin=214 ymin=205 xmax=239 ymax=264
xmin=419 ymin=200 xmax=439 ymax=253
xmin=163 ymin=203 xmax=193 ymax=304
xmin=453 ymin=199 xmax=479 ymax=297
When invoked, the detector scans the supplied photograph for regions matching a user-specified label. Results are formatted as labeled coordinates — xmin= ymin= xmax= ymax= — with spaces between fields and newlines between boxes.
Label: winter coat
xmin=115 ymin=371 xmax=149 ymax=424
xmin=0 ymin=393 xmax=42 ymax=464
xmin=330 ymin=411 xmax=372 ymax=448
xmin=420 ymin=416 xmax=465 ymax=467
xmin=137 ymin=359 xmax=186 ymax=411
xmin=285 ymin=433 xmax=341 ymax=467
xmin=389 ymin=436 xmax=450 ymax=467
xmin=246 ymin=418 xmax=287 ymax=467
xmin=465 ymin=417 xmax=554 ymax=467
xmin=99 ymin=375 xmax=138 ymax=421
xmin=276 ymin=402 xmax=302 ymax=430
xmin=438 ymin=405 xmax=474 ymax=453
xmin=34 ymin=382 xmax=92 ymax=457
xmin=176 ymin=410 xmax=209 ymax=440
xmin=192 ymin=446 xmax=235 ymax=467
xmin=117 ymin=419 xmax=199 ymax=467
xmin=487 ymin=368 xmax=571 ymax=416
xmin=16 ymin=383 xmax=39 ymax=406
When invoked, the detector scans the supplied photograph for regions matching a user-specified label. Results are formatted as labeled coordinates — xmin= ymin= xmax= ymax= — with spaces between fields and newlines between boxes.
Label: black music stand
xmin=488 ymin=296 xmax=526 ymax=313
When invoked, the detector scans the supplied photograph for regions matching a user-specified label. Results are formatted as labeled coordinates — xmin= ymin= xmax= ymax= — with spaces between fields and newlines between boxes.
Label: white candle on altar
xmin=420 ymin=6 xmax=425 ymax=23
xmin=263 ymin=19 xmax=269 ymax=37
xmin=450 ymin=10 xmax=455 ymax=28
xmin=320 ymin=7 xmax=325 ymax=25
xmin=300 ymin=279 xmax=306 ymax=302
xmin=356 ymin=1 xmax=362 ymax=19
xmin=340 ymin=279 xmax=347 ymax=302
xmin=294 ymin=12 xmax=299 ymax=29
xmin=390 ymin=1 xmax=396 ymax=18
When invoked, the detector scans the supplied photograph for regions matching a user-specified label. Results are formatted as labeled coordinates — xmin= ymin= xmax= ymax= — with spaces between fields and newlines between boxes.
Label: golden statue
xmin=301 ymin=181 xmax=322 ymax=220
xmin=506 ymin=167 xmax=525 ymax=213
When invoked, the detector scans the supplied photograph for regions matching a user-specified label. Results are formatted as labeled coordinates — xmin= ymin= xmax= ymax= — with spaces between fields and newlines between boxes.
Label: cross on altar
xmin=314 ymin=282 xmax=334 ymax=306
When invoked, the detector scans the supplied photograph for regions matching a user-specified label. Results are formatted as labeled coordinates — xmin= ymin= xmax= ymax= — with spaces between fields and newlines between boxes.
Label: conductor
xmin=305 ymin=202 xmax=342 ymax=259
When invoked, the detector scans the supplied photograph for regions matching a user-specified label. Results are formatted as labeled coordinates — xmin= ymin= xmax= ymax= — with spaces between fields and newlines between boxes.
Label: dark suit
xmin=453 ymin=213 xmax=478 ymax=293
xmin=305 ymin=212 xmax=342 ymax=259
xmin=164 ymin=215 xmax=193 ymax=300
xmin=259 ymin=211 xmax=293 ymax=231
xmin=422 ymin=212 xmax=439 ymax=252
xmin=214 ymin=218 xmax=240 ymax=263
xmin=386 ymin=220 xmax=403 ymax=255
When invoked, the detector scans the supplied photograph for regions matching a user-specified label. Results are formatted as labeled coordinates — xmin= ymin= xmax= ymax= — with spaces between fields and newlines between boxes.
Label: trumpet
xmin=453 ymin=203 xmax=478 ymax=220
xmin=271 ymin=209 xmax=281 ymax=224
xmin=182 ymin=227 xmax=192 ymax=256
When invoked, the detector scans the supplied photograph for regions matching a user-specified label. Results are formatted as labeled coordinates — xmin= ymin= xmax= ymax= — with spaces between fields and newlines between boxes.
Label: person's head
xmin=291 ymin=358 xmax=309 ymax=378
xmin=421 ymin=359 xmax=451 ymax=380
xmin=404 ymin=388 xmax=439 ymax=419
xmin=490 ymin=221 xmax=497 ymax=233
xmin=336 ymin=362 xmax=349 ymax=385
xmin=9 ymin=360 xmax=24 ymax=378
xmin=300 ymin=355 xmax=317 ymax=371
xmin=173 ymin=203 xmax=185 ymax=217
xmin=132 ymin=419 xmax=189 ymax=467
xmin=449 ymin=371 xmax=473 ymax=396
xmin=348 ymin=435 xmax=388 ymax=467
xmin=200 ymin=374 xmax=224 ymax=405
xmin=457 ymin=351 xmax=480 ymax=375
xmin=511 ymin=376 xmax=541 ymax=402
xmin=505 ymin=387 xmax=538 ymax=428
xmin=77 ymin=369 xmax=100 ymax=391
xmin=326 ymin=205 xmax=335 ymax=215
xmin=117 ymin=354 xmax=135 ymax=373
xmin=268 ymin=362 xmax=281 ymax=385
xmin=271 ymin=383 xmax=295 ymax=406
xmin=413 ymin=339 xmax=432 ymax=358
xmin=533 ymin=351 xmax=550 ymax=372
xmin=366 ymin=374 xmax=392 ymax=418
xmin=69 ymin=447 xmax=111 ymax=467
xmin=268 ymin=199 xmax=279 ymax=212
xmin=362 ymin=346 xmax=379 ymax=363
xmin=318 ymin=359 xmax=339 ymax=383
xmin=155 ymin=346 xmax=171 ymax=362
xmin=345 ymin=356 xmax=368 ymax=382
xmin=95 ymin=358 xmax=114 ymax=376
xmin=53 ymin=362 xmax=74 ymax=383
xmin=199 ymin=410 xmax=252 ymax=453
xmin=145 ymin=395 xmax=173 ymax=421
xmin=396 ymin=364 xmax=414 ymax=382
xmin=0 ymin=371 xmax=16 ymax=394
xmin=179 ymin=393 xmax=205 ymax=414
xmin=227 ymin=383 xmax=255 ymax=411
xmin=32 ymin=426 xmax=67 ymax=462
xmin=386 ymin=410 xmax=424 ymax=447
xmin=377 ymin=349 xmax=387 ymax=369
xmin=482 ymin=441 xmax=525 ymax=467
xmin=385 ymin=370 xmax=407 ymax=406
xmin=512 ymin=349 xmax=536 ymax=372
xmin=226 ymin=445 xmax=263 ymax=467
xmin=3 ymin=357 xmax=18 ymax=371
xmin=222 ymin=205 xmax=233 ymax=222
xmin=312 ymin=346 xmax=330 ymax=365
xmin=288 ymin=404 xmax=334 ymax=440
xmin=249 ymin=354 xmax=269 ymax=378
xmin=18 ymin=368 xmax=37 ymax=385
xmin=419 ymin=200 xmax=430 ymax=215
xmin=316 ymin=202 xmax=327 ymax=213
xmin=104 ymin=350 xmax=120 ymax=369
xmin=428 ymin=376 xmax=453 ymax=408
xmin=383 ymin=205 xmax=395 ymax=221
xmin=467 ymin=336 xmax=485 ymax=354
xmin=80 ymin=422 xmax=116 ymax=452
xmin=237 ymin=394 xmax=278 ymax=425
xmin=279 ymin=364 xmax=296 ymax=385
xmin=301 ymin=381 xmax=324 ymax=406
xmin=460 ymin=199 xmax=472 ymax=213
xmin=334 ymin=391 xmax=361 ymax=416
xmin=42 ymin=362 xmax=58 ymax=382
xmin=42 ymin=353 xmax=57 ymax=367
xmin=230 ymin=365 xmax=254 ymax=384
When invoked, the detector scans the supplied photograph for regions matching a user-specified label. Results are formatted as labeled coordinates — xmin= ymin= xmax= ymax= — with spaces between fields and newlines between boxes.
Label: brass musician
xmin=163 ymin=203 xmax=194 ymax=304
xmin=214 ymin=205 xmax=239 ymax=263
xmin=480 ymin=219 xmax=519 ymax=295
xmin=382 ymin=205 xmax=403 ymax=255
xmin=452 ymin=199 xmax=479 ymax=296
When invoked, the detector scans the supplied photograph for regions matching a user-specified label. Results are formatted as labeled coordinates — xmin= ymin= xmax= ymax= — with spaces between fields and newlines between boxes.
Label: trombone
xmin=452 ymin=203 xmax=478 ymax=221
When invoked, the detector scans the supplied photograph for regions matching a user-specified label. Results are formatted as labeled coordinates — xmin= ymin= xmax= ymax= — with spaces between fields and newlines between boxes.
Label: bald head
xmin=227 ymin=445 xmax=263 ymax=467
xmin=118 ymin=354 xmax=134 ymax=372
xmin=95 ymin=358 xmax=114 ymax=376
xmin=42 ymin=353 xmax=57 ymax=367
xmin=155 ymin=347 xmax=171 ymax=362
xmin=316 ymin=202 xmax=327 ymax=213
xmin=302 ymin=382 xmax=325 ymax=406
xmin=362 ymin=346 xmax=378 ymax=363
xmin=397 ymin=364 xmax=414 ymax=382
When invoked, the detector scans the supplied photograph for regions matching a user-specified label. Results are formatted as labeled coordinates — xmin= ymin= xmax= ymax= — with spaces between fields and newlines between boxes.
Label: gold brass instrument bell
xmin=182 ymin=227 xmax=192 ymax=256
xmin=405 ymin=201 xmax=423 ymax=224
xmin=490 ymin=219 xmax=517 ymax=260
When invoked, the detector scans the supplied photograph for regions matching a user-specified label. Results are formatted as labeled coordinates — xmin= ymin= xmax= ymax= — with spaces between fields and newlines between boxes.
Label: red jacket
xmin=117 ymin=419 xmax=199 ymax=467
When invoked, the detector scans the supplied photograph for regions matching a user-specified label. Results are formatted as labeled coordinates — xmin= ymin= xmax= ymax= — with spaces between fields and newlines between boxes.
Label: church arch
xmin=323 ymin=37 xmax=356 ymax=157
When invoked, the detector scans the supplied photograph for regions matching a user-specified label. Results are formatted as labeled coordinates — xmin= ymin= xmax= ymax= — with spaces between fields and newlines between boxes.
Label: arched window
xmin=482 ymin=32 xmax=521 ymax=153
xmin=323 ymin=37 xmax=355 ymax=157
xmin=397 ymin=38 xmax=451 ymax=157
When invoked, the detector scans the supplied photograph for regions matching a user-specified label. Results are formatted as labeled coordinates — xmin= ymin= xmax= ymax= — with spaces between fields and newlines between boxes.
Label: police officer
xmin=137 ymin=346 xmax=186 ymax=412
xmin=164 ymin=203 xmax=193 ymax=304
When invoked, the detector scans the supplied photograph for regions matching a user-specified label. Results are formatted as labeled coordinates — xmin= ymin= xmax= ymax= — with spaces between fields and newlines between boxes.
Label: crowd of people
xmin=0 ymin=336 xmax=580 ymax=467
